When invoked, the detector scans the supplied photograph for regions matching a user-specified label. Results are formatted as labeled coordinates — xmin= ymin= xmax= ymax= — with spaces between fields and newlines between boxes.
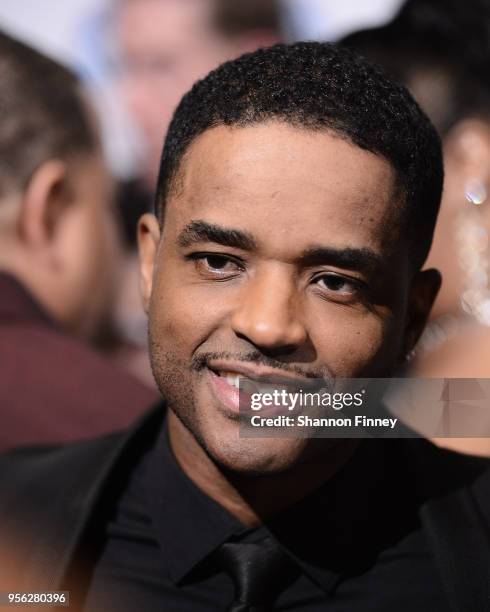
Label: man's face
xmin=140 ymin=123 xmax=433 ymax=473
xmin=116 ymin=0 xmax=232 ymax=187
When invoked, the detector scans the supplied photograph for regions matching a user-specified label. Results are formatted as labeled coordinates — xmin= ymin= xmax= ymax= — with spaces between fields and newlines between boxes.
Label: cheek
xmin=308 ymin=305 xmax=397 ymax=376
xmin=149 ymin=261 xmax=226 ymax=355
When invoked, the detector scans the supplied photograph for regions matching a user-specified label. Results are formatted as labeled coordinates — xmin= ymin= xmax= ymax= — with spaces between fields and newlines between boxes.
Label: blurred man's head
xmin=138 ymin=42 xmax=443 ymax=474
xmin=0 ymin=32 xmax=119 ymax=339
xmin=115 ymin=0 xmax=281 ymax=189
xmin=341 ymin=0 xmax=490 ymax=320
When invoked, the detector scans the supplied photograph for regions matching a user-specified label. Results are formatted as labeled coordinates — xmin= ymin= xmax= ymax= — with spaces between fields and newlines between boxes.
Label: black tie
xmin=216 ymin=536 xmax=298 ymax=612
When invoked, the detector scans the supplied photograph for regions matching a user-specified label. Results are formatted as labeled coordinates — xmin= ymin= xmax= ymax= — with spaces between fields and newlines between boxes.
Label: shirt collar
xmin=0 ymin=272 xmax=55 ymax=327
xmin=144 ymin=417 xmax=417 ymax=594
xmin=260 ymin=439 xmax=396 ymax=595
xmin=144 ymin=417 xmax=243 ymax=584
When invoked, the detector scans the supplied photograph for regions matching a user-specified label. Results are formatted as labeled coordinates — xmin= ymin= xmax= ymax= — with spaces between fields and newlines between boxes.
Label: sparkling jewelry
xmin=465 ymin=179 xmax=488 ymax=206
xmin=417 ymin=181 xmax=489 ymax=355
xmin=456 ymin=205 xmax=490 ymax=325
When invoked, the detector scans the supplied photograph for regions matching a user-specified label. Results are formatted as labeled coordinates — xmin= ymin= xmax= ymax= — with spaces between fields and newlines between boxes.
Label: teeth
xmin=217 ymin=371 xmax=297 ymax=393
xmin=221 ymin=372 xmax=242 ymax=389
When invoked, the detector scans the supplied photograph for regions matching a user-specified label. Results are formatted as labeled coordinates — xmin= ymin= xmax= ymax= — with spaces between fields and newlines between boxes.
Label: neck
xmin=168 ymin=411 xmax=359 ymax=527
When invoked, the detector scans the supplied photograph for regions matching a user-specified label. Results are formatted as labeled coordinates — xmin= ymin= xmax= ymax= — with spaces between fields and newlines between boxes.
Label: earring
xmin=465 ymin=179 xmax=487 ymax=205
xmin=405 ymin=348 xmax=416 ymax=363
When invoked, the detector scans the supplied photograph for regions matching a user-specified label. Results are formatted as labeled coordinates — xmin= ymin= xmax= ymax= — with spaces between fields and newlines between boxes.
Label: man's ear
xmin=17 ymin=160 xmax=69 ymax=248
xmin=138 ymin=213 xmax=161 ymax=312
xmin=403 ymin=268 xmax=442 ymax=357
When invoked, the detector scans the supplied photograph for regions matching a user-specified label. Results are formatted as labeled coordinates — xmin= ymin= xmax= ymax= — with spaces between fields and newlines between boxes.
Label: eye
xmin=314 ymin=273 xmax=361 ymax=298
xmin=191 ymin=253 xmax=244 ymax=279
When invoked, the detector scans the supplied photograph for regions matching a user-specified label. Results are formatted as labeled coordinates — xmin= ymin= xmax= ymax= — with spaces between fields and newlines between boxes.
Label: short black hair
xmin=341 ymin=0 xmax=490 ymax=136
xmin=0 ymin=31 xmax=97 ymax=197
xmin=156 ymin=42 xmax=443 ymax=269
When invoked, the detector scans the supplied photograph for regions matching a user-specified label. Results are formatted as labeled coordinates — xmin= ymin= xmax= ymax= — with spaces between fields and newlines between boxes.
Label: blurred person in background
xmin=115 ymin=0 xmax=282 ymax=192
xmin=0 ymin=32 xmax=158 ymax=452
xmin=341 ymin=0 xmax=490 ymax=455
xmin=111 ymin=0 xmax=283 ymax=378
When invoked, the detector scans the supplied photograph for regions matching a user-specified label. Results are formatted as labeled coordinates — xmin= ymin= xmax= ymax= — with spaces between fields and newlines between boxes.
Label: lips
xmin=206 ymin=364 xmax=323 ymax=417
xmin=207 ymin=361 xmax=318 ymax=391
xmin=216 ymin=371 xmax=243 ymax=390
xmin=211 ymin=370 xmax=302 ymax=399
xmin=207 ymin=368 xmax=246 ymax=415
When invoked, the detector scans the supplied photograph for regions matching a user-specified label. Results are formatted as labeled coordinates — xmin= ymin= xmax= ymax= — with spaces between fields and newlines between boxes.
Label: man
xmin=1 ymin=43 xmax=489 ymax=610
xmin=0 ymin=32 xmax=158 ymax=452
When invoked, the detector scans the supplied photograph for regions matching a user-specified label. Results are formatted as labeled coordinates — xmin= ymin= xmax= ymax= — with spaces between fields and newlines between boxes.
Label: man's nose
xmin=230 ymin=267 xmax=308 ymax=353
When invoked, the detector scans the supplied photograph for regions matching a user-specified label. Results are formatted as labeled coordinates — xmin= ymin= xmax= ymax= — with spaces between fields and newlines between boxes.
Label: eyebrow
xmin=299 ymin=246 xmax=383 ymax=275
xmin=177 ymin=220 xmax=257 ymax=250
xmin=177 ymin=220 xmax=382 ymax=274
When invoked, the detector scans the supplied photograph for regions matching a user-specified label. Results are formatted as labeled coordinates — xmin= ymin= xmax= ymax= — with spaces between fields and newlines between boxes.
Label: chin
xmin=202 ymin=431 xmax=308 ymax=476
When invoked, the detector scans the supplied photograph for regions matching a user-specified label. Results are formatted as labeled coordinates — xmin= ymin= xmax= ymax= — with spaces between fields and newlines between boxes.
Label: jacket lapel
xmin=23 ymin=405 xmax=164 ymax=591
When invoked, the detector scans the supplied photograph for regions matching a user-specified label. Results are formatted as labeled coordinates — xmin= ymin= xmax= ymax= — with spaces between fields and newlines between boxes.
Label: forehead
xmin=166 ymin=123 xmax=404 ymax=259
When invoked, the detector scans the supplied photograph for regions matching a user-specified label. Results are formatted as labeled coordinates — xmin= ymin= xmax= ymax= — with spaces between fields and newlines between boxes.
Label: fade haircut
xmin=0 ymin=31 xmax=97 ymax=197
xmin=341 ymin=0 xmax=490 ymax=136
xmin=156 ymin=42 xmax=443 ymax=269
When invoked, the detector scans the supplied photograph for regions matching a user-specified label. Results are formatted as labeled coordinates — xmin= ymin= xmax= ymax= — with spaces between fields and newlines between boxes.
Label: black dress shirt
xmin=84 ymin=414 xmax=455 ymax=611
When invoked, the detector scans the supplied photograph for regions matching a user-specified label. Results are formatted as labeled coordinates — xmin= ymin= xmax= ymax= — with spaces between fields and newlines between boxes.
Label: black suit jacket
xmin=0 ymin=404 xmax=489 ymax=611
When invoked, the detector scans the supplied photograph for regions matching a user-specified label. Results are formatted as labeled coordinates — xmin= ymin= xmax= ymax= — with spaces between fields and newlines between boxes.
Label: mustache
xmin=191 ymin=350 xmax=333 ymax=380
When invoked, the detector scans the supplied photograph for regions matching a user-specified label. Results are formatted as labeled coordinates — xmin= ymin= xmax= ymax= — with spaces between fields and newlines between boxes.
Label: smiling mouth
xmin=209 ymin=368 xmax=321 ymax=395
xmin=206 ymin=365 xmax=333 ymax=420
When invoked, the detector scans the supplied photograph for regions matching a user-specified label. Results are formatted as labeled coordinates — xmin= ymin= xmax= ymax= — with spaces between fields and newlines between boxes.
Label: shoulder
xmin=0 ymin=432 xmax=125 ymax=515
xmin=0 ymin=433 xmax=123 ymax=588
xmin=0 ymin=321 xmax=157 ymax=402
xmin=0 ymin=405 xmax=163 ymax=513
xmin=398 ymin=437 xmax=490 ymax=498
xmin=0 ymin=406 xmax=164 ymax=588
xmin=0 ymin=322 xmax=159 ymax=449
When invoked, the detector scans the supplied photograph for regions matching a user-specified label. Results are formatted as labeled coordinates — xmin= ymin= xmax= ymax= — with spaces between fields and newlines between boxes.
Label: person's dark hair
xmin=0 ymin=31 xmax=97 ymax=197
xmin=156 ymin=42 xmax=443 ymax=269
xmin=340 ymin=0 xmax=490 ymax=136
xmin=213 ymin=0 xmax=281 ymax=37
